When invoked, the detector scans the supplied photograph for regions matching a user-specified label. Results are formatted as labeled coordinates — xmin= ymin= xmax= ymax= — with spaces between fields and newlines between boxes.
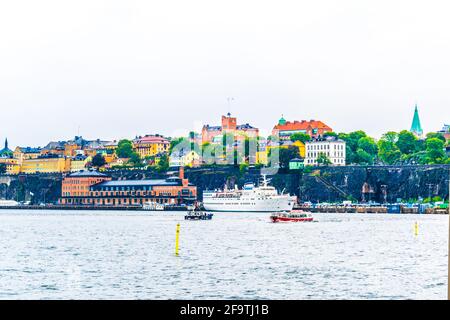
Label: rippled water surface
xmin=0 ymin=210 xmax=448 ymax=299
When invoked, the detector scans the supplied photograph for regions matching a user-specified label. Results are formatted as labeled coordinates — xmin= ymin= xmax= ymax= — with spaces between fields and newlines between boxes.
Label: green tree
xmin=358 ymin=136 xmax=378 ymax=155
xmin=323 ymin=132 xmax=338 ymax=138
xmin=129 ymin=152 xmax=142 ymax=166
xmin=426 ymin=132 xmax=446 ymax=143
xmin=424 ymin=138 xmax=446 ymax=164
xmin=290 ymin=132 xmax=311 ymax=144
xmin=279 ymin=146 xmax=300 ymax=169
xmin=355 ymin=149 xmax=373 ymax=165
xmin=377 ymin=139 xmax=401 ymax=164
xmin=382 ymin=131 xmax=399 ymax=144
xmin=91 ymin=154 xmax=106 ymax=168
xmin=116 ymin=139 xmax=134 ymax=158
xmin=338 ymin=131 xmax=367 ymax=164
xmin=396 ymin=130 xmax=418 ymax=155
xmin=157 ymin=154 xmax=170 ymax=172
xmin=0 ymin=163 xmax=6 ymax=174
xmin=317 ymin=152 xmax=332 ymax=165
xmin=170 ymin=137 xmax=186 ymax=153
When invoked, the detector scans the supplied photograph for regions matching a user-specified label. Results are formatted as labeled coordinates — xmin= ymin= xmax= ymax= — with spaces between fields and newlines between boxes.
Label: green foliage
xmin=170 ymin=137 xmax=186 ymax=153
xmin=382 ymin=131 xmax=399 ymax=144
xmin=396 ymin=130 xmax=418 ymax=155
xmin=91 ymin=154 xmax=106 ymax=168
xmin=0 ymin=163 xmax=6 ymax=174
xmin=323 ymin=132 xmax=338 ymax=138
xmin=156 ymin=154 xmax=170 ymax=172
xmin=426 ymin=132 xmax=446 ymax=143
xmin=129 ymin=152 xmax=142 ymax=166
xmin=355 ymin=148 xmax=373 ymax=165
xmin=290 ymin=133 xmax=311 ymax=144
xmin=432 ymin=196 xmax=442 ymax=202
xmin=377 ymin=139 xmax=401 ymax=164
xmin=317 ymin=152 xmax=332 ymax=165
xmin=279 ymin=146 xmax=300 ymax=169
xmin=116 ymin=139 xmax=134 ymax=158
xmin=239 ymin=163 xmax=249 ymax=175
xmin=424 ymin=138 xmax=446 ymax=164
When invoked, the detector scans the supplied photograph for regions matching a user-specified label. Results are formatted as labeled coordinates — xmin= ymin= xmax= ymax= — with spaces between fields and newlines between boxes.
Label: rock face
xmin=0 ymin=165 xmax=449 ymax=204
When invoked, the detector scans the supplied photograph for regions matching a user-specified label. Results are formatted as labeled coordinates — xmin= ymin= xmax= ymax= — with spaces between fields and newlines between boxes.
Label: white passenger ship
xmin=202 ymin=176 xmax=297 ymax=212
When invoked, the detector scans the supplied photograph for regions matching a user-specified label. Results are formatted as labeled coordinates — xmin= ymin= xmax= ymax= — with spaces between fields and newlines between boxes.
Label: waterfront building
xmin=104 ymin=140 xmax=119 ymax=152
xmin=0 ymin=158 xmax=20 ymax=175
xmin=70 ymin=155 xmax=90 ymax=172
xmin=20 ymin=155 xmax=71 ymax=174
xmin=41 ymin=141 xmax=65 ymax=157
xmin=305 ymin=136 xmax=346 ymax=166
xmin=202 ymin=113 xmax=259 ymax=145
xmin=109 ymin=157 xmax=129 ymax=168
xmin=410 ymin=104 xmax=424 ymax=139
xmin=437 ymin=124 xmax=450 ymax=141
xmin=272 ymin=116 xmax=333 ymax=140
xmin=133 ymin=135 xmax=170 ymax=158
xmin=266 ymin=139 xmax=306 ymax=159
xmin=256 ymin=150 xmax=268 ymax=165
xmin=60 ymin=171 xmax=112 ymax=199
xmin=169 ymin=150 xmax=201 ymax=167
xmin=289 ymin=158 xmax=304 ymax=170
xmin=13 ymin=147 xmax=42 ymax=165
xmin=60 ymin=167 xmax=197 ymax=206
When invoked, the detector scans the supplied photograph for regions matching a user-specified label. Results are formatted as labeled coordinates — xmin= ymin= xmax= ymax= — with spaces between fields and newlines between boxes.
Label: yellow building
xmin=256 ymin=151 xmax=268 ymax=165
xmin=70 ymin=156 xmax=91 ymax=172
xmin=20 ymin=157 xmax=71 ymax=174
xmin=0 ymin=158 xmax=20 ymax=175
xmin=169 ymin=151 xmax=201 ymax=167
xmin=266 ymin=140 xmax=305 ymax=158
xmin=13 ymin=147 xmax=42 ymax=165
xmin=133 ymin=135 xmax=170 ymax=158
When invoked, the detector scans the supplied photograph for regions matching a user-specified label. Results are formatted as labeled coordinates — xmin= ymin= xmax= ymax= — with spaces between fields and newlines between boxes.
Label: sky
xmin=0 ymin=0 xmax=449 ymax=148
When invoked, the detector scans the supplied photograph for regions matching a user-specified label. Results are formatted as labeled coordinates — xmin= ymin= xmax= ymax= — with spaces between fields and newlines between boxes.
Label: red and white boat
xmin=270 ymin=210 xmax=314 ymax=223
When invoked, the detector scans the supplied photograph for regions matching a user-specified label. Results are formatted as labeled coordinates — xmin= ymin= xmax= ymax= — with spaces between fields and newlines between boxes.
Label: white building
xmin=305 ymin=137 xmax=346 ymax=166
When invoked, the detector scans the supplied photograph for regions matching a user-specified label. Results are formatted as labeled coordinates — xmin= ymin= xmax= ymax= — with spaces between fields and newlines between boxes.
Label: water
xmin=0 ymin=210 xmax=448 ymax=300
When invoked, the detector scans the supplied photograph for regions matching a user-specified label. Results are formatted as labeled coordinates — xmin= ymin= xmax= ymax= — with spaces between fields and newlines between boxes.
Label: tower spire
xmin=5 ymin=138 xmax=8 ymax=150
xmin=410 ymin=104 xmax=423 ymax=138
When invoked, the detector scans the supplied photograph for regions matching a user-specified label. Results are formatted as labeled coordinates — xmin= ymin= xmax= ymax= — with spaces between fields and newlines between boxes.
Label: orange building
xmin=60 ymin=167 xmax=197 ymax=206
xmin=60 ymin=171 xmax=111 ymax=200
xmin=202 ymin=113 xmax=259 ymax=144
xmin=272 ymin=116 xmax=333 ymax=140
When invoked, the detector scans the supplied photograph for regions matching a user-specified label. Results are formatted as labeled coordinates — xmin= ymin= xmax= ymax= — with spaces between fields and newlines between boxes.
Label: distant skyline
xmin=1 ymin=0 xmax=449 ymax=148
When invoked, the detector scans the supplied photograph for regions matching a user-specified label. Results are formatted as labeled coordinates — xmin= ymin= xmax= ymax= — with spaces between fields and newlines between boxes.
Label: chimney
xmin=179 ymin=166 xmax=185 ymax=180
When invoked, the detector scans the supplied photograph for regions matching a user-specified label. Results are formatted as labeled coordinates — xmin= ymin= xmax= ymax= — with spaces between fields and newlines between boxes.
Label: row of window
xmin=307 ymin=151 xmax=344 ymax=158
xmin=306 ymin=143 xmax=344 ymax=151
xmin=306 ymin=158 xmax=345 ymax=164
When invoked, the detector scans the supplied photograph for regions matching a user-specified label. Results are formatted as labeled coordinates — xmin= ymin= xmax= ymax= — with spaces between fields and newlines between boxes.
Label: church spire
xmin=4 ymin=138 xmax=8 ymax=150
xmin=410 ymin=104 xmax=423 ymax=138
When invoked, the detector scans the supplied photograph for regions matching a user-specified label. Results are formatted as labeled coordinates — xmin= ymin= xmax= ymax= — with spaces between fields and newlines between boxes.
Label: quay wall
xmin=0 ymin=165 xmax=449 ymax=205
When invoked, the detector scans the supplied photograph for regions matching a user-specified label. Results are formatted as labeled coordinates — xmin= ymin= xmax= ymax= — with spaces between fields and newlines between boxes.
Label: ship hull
xmin=202 ymin=197 xmax=296 ymax=212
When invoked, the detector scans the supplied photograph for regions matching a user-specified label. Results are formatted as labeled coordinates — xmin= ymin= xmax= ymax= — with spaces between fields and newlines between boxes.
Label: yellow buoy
xmin=175 ymin=223 xmax=180 ymax=256
xmin=414 ymin=221 xmax=419 ymax=236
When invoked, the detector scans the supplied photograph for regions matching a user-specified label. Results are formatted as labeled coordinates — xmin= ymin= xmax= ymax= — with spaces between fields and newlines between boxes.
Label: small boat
xmin=185 ymin=210 xmax=214 ymax=220
xmin=142 ymin=202 xmax=165 ymax=211
xmin=270 ymin=210 xmax=314 ymax=223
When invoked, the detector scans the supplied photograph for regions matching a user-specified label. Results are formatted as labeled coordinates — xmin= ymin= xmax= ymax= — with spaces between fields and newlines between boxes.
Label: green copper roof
xmin=278 ymin=115 xmax=286 ymax=126
xmin=410 ymin=104 xmax=423 ymax=136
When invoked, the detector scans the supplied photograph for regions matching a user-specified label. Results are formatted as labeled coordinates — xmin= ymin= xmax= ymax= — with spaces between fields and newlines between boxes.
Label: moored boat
xmin=184 ymin=210 xmax=214 ymax=220
xmin=203 ymin=175 xmax=297 ymax=212
xmin=270 ymin=210 xmax=314 ymax=223
xmin=142 ymin=202 xmax=165 ymax=211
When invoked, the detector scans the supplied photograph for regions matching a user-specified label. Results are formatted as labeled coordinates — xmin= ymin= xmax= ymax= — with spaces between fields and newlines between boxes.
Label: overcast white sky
xmin=0 ymin=0 xmax=449 ymax=147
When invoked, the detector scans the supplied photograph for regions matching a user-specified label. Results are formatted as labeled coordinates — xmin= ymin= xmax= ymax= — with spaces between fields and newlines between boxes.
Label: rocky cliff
xmin=1 ymin=165 xmax=449 ymax=204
